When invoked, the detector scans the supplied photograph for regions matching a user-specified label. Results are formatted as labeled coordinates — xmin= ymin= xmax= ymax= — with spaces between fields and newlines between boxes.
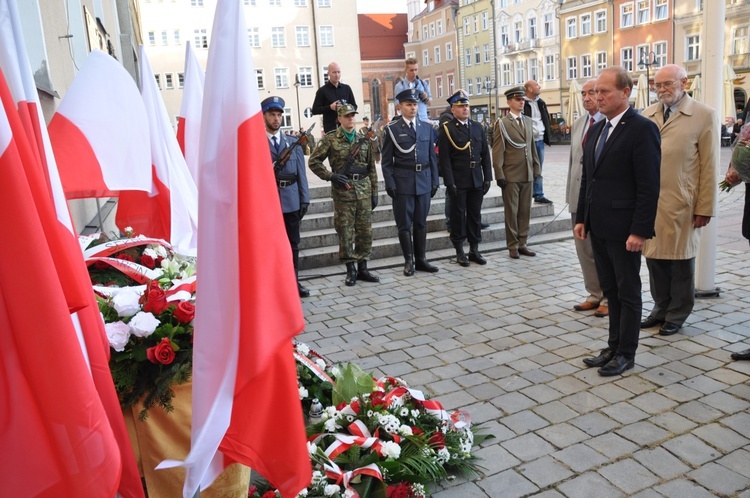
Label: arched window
xmin=371 ymin=79 xmax=382 ymax=120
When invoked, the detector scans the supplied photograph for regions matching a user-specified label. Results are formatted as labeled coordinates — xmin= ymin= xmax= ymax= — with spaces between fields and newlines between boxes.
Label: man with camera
xmin=312 ymin=62 xmax=357 ymax=134
xmin=394 ymin=58 xmax=432 ymax=123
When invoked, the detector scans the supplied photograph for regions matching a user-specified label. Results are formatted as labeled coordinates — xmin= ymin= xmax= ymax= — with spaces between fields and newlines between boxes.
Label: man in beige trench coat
xmin=640 ymin=64 xmax=718 ymax=336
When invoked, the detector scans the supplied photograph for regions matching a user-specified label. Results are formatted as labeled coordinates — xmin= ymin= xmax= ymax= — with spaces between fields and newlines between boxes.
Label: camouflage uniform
xmin=309 ymin=126 xmax=378 ymax=263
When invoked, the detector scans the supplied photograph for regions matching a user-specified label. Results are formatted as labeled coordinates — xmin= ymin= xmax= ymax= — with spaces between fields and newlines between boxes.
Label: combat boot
xmin=398 ymin=231 xmax=415 ymax=276
xmin=345 ymin=262 xmax=357 ymax=286
xmin=455 ymin=244 xmax=470 ymax=267
xmin=413 ymin=228 xmax=438 ymax=273
xmin=468 ymin=243 xmax=486 ymax=265
xmin=297 ymin=270 xmax=310 ymax=297
xmin=357 ymin=260 xmax=380 ymax=283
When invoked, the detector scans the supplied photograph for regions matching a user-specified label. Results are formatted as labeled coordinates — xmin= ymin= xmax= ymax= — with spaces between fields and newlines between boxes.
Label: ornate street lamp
xmin=638 ymin=51 xmax=658 ymax=105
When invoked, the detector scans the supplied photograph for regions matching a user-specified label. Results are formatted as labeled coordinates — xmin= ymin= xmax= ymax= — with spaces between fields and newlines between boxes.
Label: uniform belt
xmin=468 ymin=161 xmax=478 ymax=168
xmin=346 ymin=167 xmax=369 ymax=181
xmin=276 ymin=178 xmax=298 ymax=188
xmin=395 ymin=163 xmax=426 ymax=172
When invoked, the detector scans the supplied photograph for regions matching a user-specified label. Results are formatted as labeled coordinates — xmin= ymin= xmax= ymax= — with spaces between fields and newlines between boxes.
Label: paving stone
xmin=628 ymin=392 xmax=678 ymax=414
xmin=613 ymin=375 xmax=658 ymax=395
xmin=655 ymin=383 xmax=704 ymax=402
xmin=501 ymin=410 xmax=549 ymax=435
xmin=597 ymin=458 xmax=660 ymax=494
xmin=517 ymin=456 xmax=574 ymax=489
xmin=662 ymin=434 xmax=722 ymax=466
xmin=588 ymin=383 xmax=635 ymax=404
xmin=628 ymin=490 xmax=663 ymax=498
xmin=680 ymin=374 xmax=730 ymax=395
xmin=705 ymin=366 xmax=750 ymax=385
xmin=700 ymin=391 xmax=750 ymax=414
xmin=553 ymin=443 xmax=609 ymax=472
xmin=569 ymin=412 xmax=619 ymax=436
xmin=547 ymin=376 xmax=590 ymax=395
xmin=501 ymin=433 xmax=556 ymax=462
xmin=585 ymin=433 xmax=639 ymax=460
xmin=674 ymin=400 xmax=725 ymax=424
xmin=532 ymin=400 xmax=580 ymax=423
xmin=653 ymin=478 xmax=719 ymax=498
xmin=638 ymin=366 xmax=686 ymax=387
xmin=431 ymin=481 xmax=488 ymax=498
xmin=600 ymin=401 xmax=649 ymax=425
xmin=631 ymin=447 xmax=691 ymax=479
xmin=688 ymin=462 xmax=750 ymax=495
xmin=615 ymin=421 xmax=670 ymax=446
xmin=715 ymin=448 xmax=750 ymax=479
xmin=693 ymin=423 xmax=750 ymax=453
xmin=472 ymin=443 xmax=521 ymax=474
xmin=648 ymin=412 xmax=698 ymax=434
xmin=477 ymin=469 xmax=538 ymax=498
xmin=537 ymin=422 xmax=590 ymax=449
xmin=559 ymin=391 xmax=608 ymax=414
xmin=490 ymin=391 xmax=537 ymax=415
xmin=519 ymin=384 xmax=563 ymax=404
xmin=557 ymin=472 xmax=625 ymax=498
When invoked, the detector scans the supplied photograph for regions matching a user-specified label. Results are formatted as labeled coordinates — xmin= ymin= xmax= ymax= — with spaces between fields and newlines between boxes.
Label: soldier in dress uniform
xmin=381 ymin=88 xmax=440 ymax=276
xmin=492 ymin=86 xmax=541 ymax=259
xmin=262 ymin=96 xmax=311 ymax=297
xmin=438 ymin=90 xmax=492 ymax=267
xmin=309 ymin=103 xmax=380 ymax=286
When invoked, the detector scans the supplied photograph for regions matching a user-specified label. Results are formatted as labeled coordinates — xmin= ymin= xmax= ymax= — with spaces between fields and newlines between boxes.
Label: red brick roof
xmin=358 ymin=14 xmax=408 ymax=61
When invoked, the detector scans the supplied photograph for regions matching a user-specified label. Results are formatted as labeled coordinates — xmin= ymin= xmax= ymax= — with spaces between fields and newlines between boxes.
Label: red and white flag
xmin=116 ymin=46 xmax=198 ymax=256
xmin=177 ymin=41 xmax=204 ymax=183
xmin=49 ymin=50 xmax=151 ymax=199
xmin=158 ymin=0 xmax=310 ymax=495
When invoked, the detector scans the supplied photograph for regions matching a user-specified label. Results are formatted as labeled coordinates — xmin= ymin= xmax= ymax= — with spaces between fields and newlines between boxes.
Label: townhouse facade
xmin=456 ymin=0 xmax=495 ymax=122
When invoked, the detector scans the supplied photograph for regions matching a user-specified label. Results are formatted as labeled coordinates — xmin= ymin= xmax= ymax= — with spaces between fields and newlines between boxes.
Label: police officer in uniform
xmin=262 ymin=96 xmax=311 ymax=297
xmin=309 ymin=103 xmax=380 ymax=286
xmin=438 ymin=90 xmax=492 ymax=267
xmin=382 ymin=88 xmax=439 ymax=276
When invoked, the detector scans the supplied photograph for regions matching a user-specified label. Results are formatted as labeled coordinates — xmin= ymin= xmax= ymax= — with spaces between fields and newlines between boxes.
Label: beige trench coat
xmin=642 ymin=95 xmax=719 ymax=260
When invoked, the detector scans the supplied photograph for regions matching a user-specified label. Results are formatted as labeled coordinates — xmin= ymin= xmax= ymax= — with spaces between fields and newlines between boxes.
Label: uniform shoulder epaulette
xmin=385 ymin=119 xmax=400 ymax=129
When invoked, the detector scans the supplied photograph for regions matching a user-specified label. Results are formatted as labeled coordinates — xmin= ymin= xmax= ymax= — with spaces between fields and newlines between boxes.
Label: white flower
xmin=398 ymin=425 xmax=413 ymax=436
xmin=311 ymin=471 xmax=325 ymax=485
xmin=129 ymin=311 xmax=160 ymax=337
xmin=307 ymin=441 xmax=318 ymax=455
xmin=324 ymin=418 xmax=339 ymax=433
xmin=154 ymin=245 xmax=168 ymax=258
xmin=296 ymin=343 xmax=311 ymax=356
xmin=111 ymin=290 xmax=142 ymax=317
xmin=412 ymin=483 xmax=426 ymax=498
xmin=315 ymin=358 xmax=326 ymax=369
xmin=346 ymin=415 xmax=354 ymax=422
xmin=380 ymin=441 xmax=401 ymax=459
xmin=330 ymin=366 xmax=341 ymax=378
xmin=411 ymin=409 xmax=420 ymax=419
xmin=298 ymin=386 xmax=308 ymax=399
xmin=324 ymin=484 xmax=340 ymax=496
xmin=343 ymin=490 xmax=357 ymax=498
xmin=400 ymin=408 xmax=409 ymax=417
xmin=367 ymin=410 xmax=374 ymax=418
xmin=295 ymin=489 xmax=308 ymax=497
xmin=391 ymin=397 xmax=404 ymax=408
xmin=105 ymin=321 xmax=131 ymax=351
xmin=143 ymin=247 xmax=159 ymax=259
xmin=124 ymin=226 xmax=134 ymax=234
xmin=436 ymin=447 xmax=450 ymax=464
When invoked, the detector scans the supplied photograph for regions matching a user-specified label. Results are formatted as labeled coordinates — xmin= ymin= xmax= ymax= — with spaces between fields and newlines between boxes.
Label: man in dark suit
xmin=382 ymin=88 xmax=440 ymax=276
xmin=574 ymin=67 xmax=661 ymax=376
xmin=262 ymin=96 xmax=311 ymax=297
xmin=438 ymin=90 xmax=492 ymax=267
xmin=311 ymin=62 xmax=357 ymax=134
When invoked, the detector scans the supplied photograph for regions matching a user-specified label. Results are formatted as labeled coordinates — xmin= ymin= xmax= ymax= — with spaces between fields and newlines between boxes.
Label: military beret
xmin=338 ymin=103 xmax=358 ymax=117
xmin=261 ymin=96 xmax=285 ymax=113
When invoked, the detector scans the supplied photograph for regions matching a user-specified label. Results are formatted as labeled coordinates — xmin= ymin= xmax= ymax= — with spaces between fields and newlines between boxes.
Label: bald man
xmin=312 ymin=62 xmax=357 ymax=133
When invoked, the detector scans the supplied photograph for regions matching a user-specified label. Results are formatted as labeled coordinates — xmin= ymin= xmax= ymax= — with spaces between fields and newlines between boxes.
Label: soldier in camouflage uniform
xmin=309 ymin=103 xmax=380 ymax=286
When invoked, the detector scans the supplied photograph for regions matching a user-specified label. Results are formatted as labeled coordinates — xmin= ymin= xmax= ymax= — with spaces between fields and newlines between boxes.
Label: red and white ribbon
xmin=85 ymin=257 xmax=162 ymax=283
xmin=324 ymin=462 xmax=383 ymax=497
xmin=83 ymin=236 xmax=171 ymax=259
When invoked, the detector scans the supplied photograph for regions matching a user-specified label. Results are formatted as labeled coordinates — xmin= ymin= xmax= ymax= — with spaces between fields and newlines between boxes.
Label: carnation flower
xmin=324 ymin=418 xmax=339 ymax=433
xmin=296 ymin=489 xmax=308 ymax=497
xmin=307 ymin=441 xmax=318 ymax=455
xmin=311 ymin=471 xmax=325 ymax=486
xmin=129 ymin=311 xmax=160 ymax=337
xmin=380 ymin=441 xmax=401 ymax=459
xmin=436 ymin=447 xmax=450 ymax=464
xmin=323 ymin=484 xmax=340 ymax=496
xmin=105 ymin=321 xmax=131 ymax=351
xmin=299 ymin=386 xmax=309 ymax=399
xmin=330 ymin=366 xmax=341 ymax=378
xmin=398 ymin=425 xmax=413 ymax=436
xmin=315 ymin=358 xmax=326 ymax=369
xmin=296 ymin=343 xmax=311 ymax=355
xmin=112 ymin=290 xmax=142 ymax=317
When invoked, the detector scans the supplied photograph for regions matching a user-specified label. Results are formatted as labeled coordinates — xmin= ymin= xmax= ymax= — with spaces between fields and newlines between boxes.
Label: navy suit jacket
xmin=269 ymin=134 xmax=310 ymax=213
xmin=576 ymin=106 xmax=660 ymax=241
xmin=381 ymin=117 xmax=438 ymax=196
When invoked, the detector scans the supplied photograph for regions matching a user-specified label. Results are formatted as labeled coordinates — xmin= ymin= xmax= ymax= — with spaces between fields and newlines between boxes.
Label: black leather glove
xmin=386 ymin=187 xmax=397 ymax=199
xmin=299 ymin=203 xmax=309 ymax=219
xmin=497 ymin=179 xmax=508 ymax=189
xmin=371 ymin=195 xmax=379 ymax=209
xmin=430 ymin=185 xmax=438 ymax=198
xmin=447 ymin=184 xmax=458 ymax=198
xmin=482 ymin=181 xmax=491 ymax=195
xmin=330 ymin=173 xmax=349 ymax=187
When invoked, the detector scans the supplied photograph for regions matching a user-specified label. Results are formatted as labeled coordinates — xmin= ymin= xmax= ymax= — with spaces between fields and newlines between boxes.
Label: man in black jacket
xmin=523 ymin=80 xmax=553 ymax=204
xmin=312 ymin=62 xmax=357 ymax=134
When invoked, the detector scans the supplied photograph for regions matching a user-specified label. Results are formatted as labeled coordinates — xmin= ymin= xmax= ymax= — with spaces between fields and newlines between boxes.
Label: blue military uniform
xmin=262 ymin=96 xmax=311 ymax=297
xmin=382 ymin=88 xmax=439 ymax=275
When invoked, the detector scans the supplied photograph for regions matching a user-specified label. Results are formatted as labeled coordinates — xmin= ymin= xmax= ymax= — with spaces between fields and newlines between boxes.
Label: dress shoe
xmin=594 ymin=305 xmax=609 ymax=317
xmin=659 ymin=322 xmax=681 ymax=336
xmin=509 ymin=249 xmax=520 ymax=259
xmin=357 ymin=260 xmax=380 ymax=283
xmin=574 ymin=301 xmax=598 ymax=311
xmin=518 ymin=247 xmax=536 ymax=257
xmin=298 ymin=282 xmax=310 ymax=298
xmin=480 ymin=222 xmax=490 ymax=229
xmin=344 ymin=262 xmax=357 ymax=286
xmin=534 ymin=197 xmax=553 ymax=204
xmin=415 ymin=259 xmax=439 ymax=273
xmin=468 ymin=245 xmax=486 ymax=265
xmin=582 ymin=348 xmax=615 ymax=368
xmin=455 ymin=247 xmax=470 ymax=267
xmin=730 ymin=348 xmax=750 ymax=361
xmin=640 ymin=315 xmax=663 ymax=329
xmin=598 ymin=354 xmax=635 ymax=376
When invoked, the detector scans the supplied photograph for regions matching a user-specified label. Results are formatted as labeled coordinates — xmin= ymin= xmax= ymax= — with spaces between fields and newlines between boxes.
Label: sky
xmin=356 ymin=0 xmax=408 ymax=14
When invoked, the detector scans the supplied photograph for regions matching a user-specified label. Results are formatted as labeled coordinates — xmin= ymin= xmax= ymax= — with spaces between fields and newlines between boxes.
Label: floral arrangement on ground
xmin=249 ymin=342 xmax=495 ymax=498
xmin=84 ymin=230 xmax=196 ymax=419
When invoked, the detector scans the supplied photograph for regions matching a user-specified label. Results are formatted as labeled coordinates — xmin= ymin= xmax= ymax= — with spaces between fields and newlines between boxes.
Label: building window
xmin=566 ymin=56 xmax=577 ymax=80
xmin=483 ymin=44 xmax=490 ymax=62
xmin=282 ymin=108 xmax=292 ymax=128
xmin=514 ymin=20 xmax=523 ymax=42
xmin=484 ymin=76 xmax=491 ymax=94
xmin=148 ymin=31 xmax=155 ymax=45
xmin=269 ymin=0 xmax=280 ymax=5
xmin=566 ymin=18 xmax=576 ymax=39
xmin=474 ymin=46 xmax=480 ymax=64
xmin=543 ymin=13 xmax=554 ymax=37
xmin=446 ymin=42 xmax=453 ymax=60
xmin=482 ymin=11 xmax=489 ymax=30
xmin=474 ymin=77 xmax=480 ymax=94
xmin=154 ymin=74 xmax=161 ymax=90
xmin=515 ymin=60 xmax=525 ymax=84
xmin=636 ymin=44 xmax=650 ymax=67
xmin=580 ymin=14 xmax=591 ymax=36
xmin=733 ymin=26 xmax=749 ymax=55
xmin=636 ymin=0 xmax=649 ymax=24
xmin=165 ymin=73 xmax=173 ymax=89
xmin=467 ymin=79 xmax=473 ymax=95
xmin=434 ymin=46 xmax=441 ymax=63
xmin=596 ymin=51 xmax=607 ymax=75
xmin=621 ymin=3 xmax=634 ymax=28
xmin=244 ymin=0 xmax=256 ymax=5
xmin=473 ymin=15 xmax=479 ymax=33
xmin=322 ymin=66 xmax=329 ymax=83
xmin=686 ymin=35 xmax=700 ymax=60
xmin=194 ymin=29 xmax=208 ymax=48
xmin=255 ymin=69 xmax=264 ymax=89
xmin=274 ymin=67 xmax=289 ymax=88
xmin=500 ymin=24 xmax=509 ymax=45
xmin=190 ymin=0 xmax=203 ymax=6
xmin=595 ymin=10 xmax=607 ymax=33
xmin=528 ymin=16 xmax=537 ymax=39
xmin=294 ymin=0 xmax=306 ymax=5
xmin=174 ymin=30 xmax=181 ymax=44
xmin=178 ymin=73 xmax=184 ymax=88
xmin=436 ymin=76 xmax=443 ymax=98
xmin=299 ymin=67 xmax=313 ymax=87
xmin=655 ymin=0 xmax=668 ymax=20
xmin=437 ymin=20 xmax=443 ymax=35
xmin=529 ymin=58 xmax=538 ymax=81
xmin=248 ymin=28 xmax=260 ymax=47
xmin=653 ymin=41 xmax=667 ymax=67
xmin=319 ymin=26 xmax=333 ymax=46
xmin=501 ymin=62 xmax=511 ymax=86
xmin=463 ymin=17 xmax=469 ymax=35
xmin=371 ymin=79 xmax=381 ymax=120
xmin=621 ymin=47 xmax=633 ymax=71
xmin=544 ymin=55 xmax=555 ymax=81
xmin=161 ymin=31 xmax=168 ymax=45
xmin=424 ymin=25 xmax=429 ymax=40
xmin=318 ymin=0 xmax=330 ymax=7
xmin=448 ymin=74 xmax=454 ymax=94
xmin=581 ymin=54 xmax=592 ymax=78
xmin=296 ymin=26 xmax=310 ymax=47
xmin=465 ymin=48 xmax=471 ymax=66
xmin=271 ymin=27 xmax=286 ymax=47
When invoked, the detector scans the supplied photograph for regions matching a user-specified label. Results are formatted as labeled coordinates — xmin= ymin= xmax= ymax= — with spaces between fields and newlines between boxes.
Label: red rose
xmin=116 ymin=253 xmax=135 ymax=262
xmin=247 ymin=485 xmax=258 ymax=497
xmin=149 ymin=280 xmax=161 ymax=290
xmin=94 ymin=260 xmax=109 ymax=270
xmin=140 ymin=253 xmax=156 ymax=269
xmin=173 ymin=301 xmax=195 ymax=323
xmin=261 ymin=492 xmax=276 ymax=498
xmin=143 ymin=287 xmax=168 ymax=315
xmin=146 ymin=337 xmax=176 ymax=365
xmin=429 ymin=431 xmax=446 ymax=449
xmin=370 ymin=391 xmax=386 ymax=408
xmin=387 ymin=482 xmax=413 ymax=498
xmin=411 ymin=426 xmax=424 ymax=435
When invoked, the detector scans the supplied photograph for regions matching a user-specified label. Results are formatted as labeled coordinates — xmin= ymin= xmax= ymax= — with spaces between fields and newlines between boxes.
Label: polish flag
xmin=116 ymin=46 xmax=198 ymax=256
xmin=157 ymin=0 xmax=310 ymax=495
xmin=176 ymin=41 xmax=204 ymax=183
xmin=49 ymin=50 xmax=151 ymax=199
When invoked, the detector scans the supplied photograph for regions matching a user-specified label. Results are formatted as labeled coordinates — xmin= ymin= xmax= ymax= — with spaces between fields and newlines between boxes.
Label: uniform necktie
xmin=582 ymin=116 xmax=595 ymax=148
xmin=272 ymin=135 xmax=280 ymax=154
xmin=409 ymin=121 xmax=414 ymax=132
xmin=517 ymin=117 xmax=523 ymax=128
xmin=663 ymin=107 xmax=671 ymax=121
xmin=595 ymin=121 xmax=612 ymax=162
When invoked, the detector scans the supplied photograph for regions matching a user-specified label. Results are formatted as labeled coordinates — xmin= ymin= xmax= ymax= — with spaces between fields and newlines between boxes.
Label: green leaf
xmin=332 ymin=363 xmax=376 ymax=406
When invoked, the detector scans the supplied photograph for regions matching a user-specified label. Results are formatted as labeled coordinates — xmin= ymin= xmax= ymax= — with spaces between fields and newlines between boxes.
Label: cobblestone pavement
xmin=298 ymin=144 xmax=750 ymax=497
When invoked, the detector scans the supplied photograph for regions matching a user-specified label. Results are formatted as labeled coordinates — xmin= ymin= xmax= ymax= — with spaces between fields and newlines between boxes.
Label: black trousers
xmin=449 ymin=187 xmax=483 ymax=246
xmin=283 ymin=210 xmax=301 ymax=271
xmin=590 ymin=232 xmax=643 ymax=357
xmin=744 ymin=183 xmax=750 ymax=241
xmin=393 ymin=192 xmax=430 ymax=235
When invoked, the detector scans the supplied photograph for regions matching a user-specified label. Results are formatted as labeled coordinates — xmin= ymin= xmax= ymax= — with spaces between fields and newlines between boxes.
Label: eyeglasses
xmin=654 ymin=80 xmax=679 ymax=90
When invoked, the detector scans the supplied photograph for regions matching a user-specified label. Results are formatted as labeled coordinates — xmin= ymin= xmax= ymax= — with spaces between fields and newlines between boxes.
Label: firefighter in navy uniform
xmin=381 ymin=88 xmax=440 ymax=276
xmin=262 ymin=96 xmax=311 ymax=297
xmin=438 ymin=90 xmax=492 ymax=267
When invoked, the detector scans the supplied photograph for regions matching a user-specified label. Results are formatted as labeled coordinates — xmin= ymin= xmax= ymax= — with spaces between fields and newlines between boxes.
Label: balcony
xmin=501 ymin=38 xmax=540 ymax=55
xmin=729 ymin=53 xmax=750 ymax=71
